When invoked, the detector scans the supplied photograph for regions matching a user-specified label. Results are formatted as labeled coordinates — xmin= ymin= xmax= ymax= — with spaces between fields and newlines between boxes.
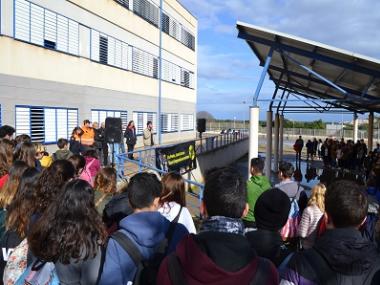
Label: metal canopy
xmin=237 ymin=21 xmax=380 ymax=113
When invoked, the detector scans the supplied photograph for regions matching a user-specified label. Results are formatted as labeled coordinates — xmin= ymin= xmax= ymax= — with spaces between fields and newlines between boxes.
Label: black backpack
xmin=111 ymin=207 xmax=182 ymax=285
xmin=167 ymin=253 xmax=273 ymax=285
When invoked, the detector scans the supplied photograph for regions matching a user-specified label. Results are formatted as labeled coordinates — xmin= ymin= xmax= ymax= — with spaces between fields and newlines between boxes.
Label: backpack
xmin=14 ymin=259 xmax=59 ymax=285
xmin=111 ymin=207 xmax=183 ymax=285
xmin=167 ymin=254 xmax=273 ymax=285
xmin=280 ymin=185 xmax=301 ymax=240
xmin=3 ymin=238 xmax=28 ymax=285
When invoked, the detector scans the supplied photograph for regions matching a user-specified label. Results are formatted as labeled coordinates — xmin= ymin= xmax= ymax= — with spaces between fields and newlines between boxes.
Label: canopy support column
xmin=265 ymin=111 xmax=273 ymax=176
xmin=248 ymin=107 xmax=260 ymax=177
xmin=279 ymin=114 xmax=284 ymax=162
xmin=273 ymin=113 xmax=280 ymax=172
xmin=369 ymin=112 xmax=374 ymax=151
xmin=353 ymin=113 xmax=358 ymax=142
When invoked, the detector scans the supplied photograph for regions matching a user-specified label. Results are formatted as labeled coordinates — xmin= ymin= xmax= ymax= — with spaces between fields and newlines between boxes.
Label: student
xmin=246 ymin=188 xmax=292 ymax=267
xmin=30 ymin=160 xmax=75 ymax=222
xmin=0 ymin=168 xmax=39 ymax=284
xmin=0 ymin=161 xmax=28 ymax=238
xmin=53 ymin=138 xmax=73 ymax=161
xmin=281 ymin=180 xmax=380 ymax=285
xmin=158 ymin=172 xmax=196 ymax=234
xmin=297 ymin=183 xmax=326 ymax=249
xmin=102 ymin=181 xmax=133 ymax=233
xmin=13 ymin=142 xmax=36 ymax=169
xmin=0 ymin=126 xmax=15 ymax=140
xmin=69 ymin=127 xmax=84 ymax=155
xmin=158 ymin=167 xmax=279 ymax=285
xmin=81 ymin=149 xmax=101 ymax=187
xmin=28 ymin=179 xmax=106 ymax=285
xmin=68 ymin=154 xmax=86 ymax=178
xmin=243 ymin=157 xmax=271 ymax=230
xmin=94 ymin=167 xmax=117 ymax=214
xmin=99 ymin=173 xmax=189 ymax=285
xmin=34 ymin=143 xmax=53 ymax=168
xmin=0 ymin=139 xmax=14 ymax=189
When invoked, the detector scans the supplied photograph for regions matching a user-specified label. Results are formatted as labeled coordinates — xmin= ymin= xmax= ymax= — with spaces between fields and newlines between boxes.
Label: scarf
xmin=201 ymin=216 xmax=244 ymax=235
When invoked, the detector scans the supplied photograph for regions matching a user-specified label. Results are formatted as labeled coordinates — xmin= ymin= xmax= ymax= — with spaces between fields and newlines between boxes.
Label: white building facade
xmin=0 ymin=0 xmax=197 ymax=144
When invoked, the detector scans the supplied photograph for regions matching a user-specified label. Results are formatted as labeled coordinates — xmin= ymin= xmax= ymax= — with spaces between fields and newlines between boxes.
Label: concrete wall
xmin=190 ymin=138 xmax=249 ymax=182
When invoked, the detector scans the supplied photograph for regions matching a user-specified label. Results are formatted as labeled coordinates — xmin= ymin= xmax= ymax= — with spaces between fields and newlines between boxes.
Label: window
xmin=181 ymin=114 xmax=194 ymax=131
xmin=162 ymin=13 xmax=170 ymax=34
xmin=161 ymin=113 xmax=179 ymax=133
xmin=133 ymin=0 xmax=159 ymax=27
xmin=181 ymin=29 xmax=195 ymax=50
xmin=115 ymin=0 xmax=129 ymax=9
xmin=91 ymin=109 xmax=128 ymax=131
xmin=14 ymin=0 xmax=79 ymax=55
xmin=91 ymin=30 xmax=128 ymax=69
xmin=133 ymin=112 xmax=157 ymax=135
xmin=15 ymin=106 xmax=78 ymax=143
xmin=99 ymin=35 xmax=108 ymax=64
xmin=132 ymin=47 xmax=158 ymax=78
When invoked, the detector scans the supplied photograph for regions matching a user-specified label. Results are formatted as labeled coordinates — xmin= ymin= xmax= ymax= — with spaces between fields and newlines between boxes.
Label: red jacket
xmin=158 ymin=233 xmax=279 ymax=285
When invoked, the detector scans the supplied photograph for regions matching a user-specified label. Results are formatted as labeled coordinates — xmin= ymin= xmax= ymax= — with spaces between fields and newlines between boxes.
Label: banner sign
xmin=155 ymin=141 xmax=197 ymax=174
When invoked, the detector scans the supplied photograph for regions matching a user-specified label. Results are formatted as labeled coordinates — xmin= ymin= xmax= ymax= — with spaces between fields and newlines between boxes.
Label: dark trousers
xmin=127 ymin=144 xmax=135 ymax=159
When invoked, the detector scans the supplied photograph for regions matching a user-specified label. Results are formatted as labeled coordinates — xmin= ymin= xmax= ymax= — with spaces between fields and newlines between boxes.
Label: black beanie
xmin=254 ymin=188 xmax=291 ymax=231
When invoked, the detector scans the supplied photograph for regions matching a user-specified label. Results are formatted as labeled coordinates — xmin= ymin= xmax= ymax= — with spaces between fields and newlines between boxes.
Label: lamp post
xmin=157 ymin=0 xmax=163 ymax=145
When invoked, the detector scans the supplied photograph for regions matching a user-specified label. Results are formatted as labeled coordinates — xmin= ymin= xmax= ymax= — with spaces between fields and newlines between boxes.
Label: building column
xmin=265 ymin=111 xmax=273 ymax=177
xmin=353 ymin=113 xmax=358 ymax=142
xmin=248 ymin=106 xmax=260 ymax=176
xmin=368 ymin=112 xmax=374 ymax=151
xmin=273 ymin=113 xmax=280 ymax=172
xmin=279 ymin=114 xmax=284 ymax=162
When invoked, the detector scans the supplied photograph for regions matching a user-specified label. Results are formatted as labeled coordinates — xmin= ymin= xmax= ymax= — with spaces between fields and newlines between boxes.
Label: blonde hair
xmin=308 ymin=183 xmax=326 ymax=212
xmin=33 ymin=143 xmax=45 ymax=154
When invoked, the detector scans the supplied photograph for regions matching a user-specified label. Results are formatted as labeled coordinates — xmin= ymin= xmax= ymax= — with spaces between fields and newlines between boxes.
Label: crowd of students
xmin=1 ymin=121 xmax=380 ymax=284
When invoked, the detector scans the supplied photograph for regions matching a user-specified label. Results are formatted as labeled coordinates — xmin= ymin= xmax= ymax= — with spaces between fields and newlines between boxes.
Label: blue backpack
xmin=15 ymin=260 xmax=59 ymax=285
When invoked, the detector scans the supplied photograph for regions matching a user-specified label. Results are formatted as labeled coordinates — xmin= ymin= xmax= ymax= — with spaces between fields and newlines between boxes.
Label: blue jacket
xmin=98 ymin=211 xmax=189 ymax=285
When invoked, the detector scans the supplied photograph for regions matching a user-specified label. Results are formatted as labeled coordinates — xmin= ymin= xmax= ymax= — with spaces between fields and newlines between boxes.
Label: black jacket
xmin=102 ymin=192 xmax=133 ymax=229
xmin=94 ymin=128 xmax=105 ymax=148
xmin=246 ymin=229 xmax=291 ymax=267
xmin=282 ymin=228 xmax=380 ymax=284
xmin=124 ymin=127 xmax=136 ymax=146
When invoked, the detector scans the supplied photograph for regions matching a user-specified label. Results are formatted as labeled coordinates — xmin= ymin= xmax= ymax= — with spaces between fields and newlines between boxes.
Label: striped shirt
xmin=298 ymin=204 xmax=324 ymax=249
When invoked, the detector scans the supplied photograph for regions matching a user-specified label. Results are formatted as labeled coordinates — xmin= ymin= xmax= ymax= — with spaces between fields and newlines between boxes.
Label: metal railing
xmin=116 ymin=131 xmax=249 ymax=215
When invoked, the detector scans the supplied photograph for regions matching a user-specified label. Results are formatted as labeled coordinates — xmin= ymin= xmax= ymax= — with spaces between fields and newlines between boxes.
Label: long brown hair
xmin=94 ymin=167 xmax=117 ymax=207
xmin=160 ymin=172 xmax=186 ymax=207
xmin=0 ymin=139 xmax=14 ymax=177
xmin=31 ymin=160 xmax=75 ymax=215
xmin=6 ymin=168 xmax=40 ymax=238
xmin=28 ymin=179 xmax=106 ymax=264
xmin=14 ymin=142 xmax=36 ymax=168
xmin=0 ymin=161 xmax=28 ymax=209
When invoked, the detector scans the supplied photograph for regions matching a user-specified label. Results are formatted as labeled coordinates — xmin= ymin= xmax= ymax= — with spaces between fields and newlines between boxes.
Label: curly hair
xmin=31 ymin=160 xmax=75 ymax=215
xmin=94 ymin=167 xmax=117 ymax=194
xmin=0 ymin=139 xmax=14 ymax=177
xmin=28 ymin=179 xmax=107 ymax=264
xmin=0 ymin=161 xmax=28 ymax=209
xmin=6 ymin=168 xmax=40 ymax=238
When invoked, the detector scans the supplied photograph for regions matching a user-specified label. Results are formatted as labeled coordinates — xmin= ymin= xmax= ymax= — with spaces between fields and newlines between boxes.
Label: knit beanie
xmin=254 ymin=188 xmax=291 ymax=231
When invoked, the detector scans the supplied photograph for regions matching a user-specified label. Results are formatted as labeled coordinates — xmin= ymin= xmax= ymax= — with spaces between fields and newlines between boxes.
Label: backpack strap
xmin=111 ymin=231 xmax=143 ymax=267
xmin=290 ymin=183 xmax=301 ymax=204
xmin=167 ymin=253 xmax=188 ymax=285
xmin=166 ymin=206 xmax=183 ymax=243
xmin=249 ymin=258 xmax=271 ymax=285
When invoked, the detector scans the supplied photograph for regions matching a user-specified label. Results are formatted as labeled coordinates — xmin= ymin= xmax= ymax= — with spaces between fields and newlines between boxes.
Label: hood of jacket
xmin=118 ymin=211 xmax=170 ymax=258
xmin=174 ymin=232 xmax=259 ymax=284
xmin=315 ymin=228 xmax=379 ymax=275
xmin=54 ymin=149 xmax=72 ymax=160
xmin=250 ymin=175 xmax=271 ymax=190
